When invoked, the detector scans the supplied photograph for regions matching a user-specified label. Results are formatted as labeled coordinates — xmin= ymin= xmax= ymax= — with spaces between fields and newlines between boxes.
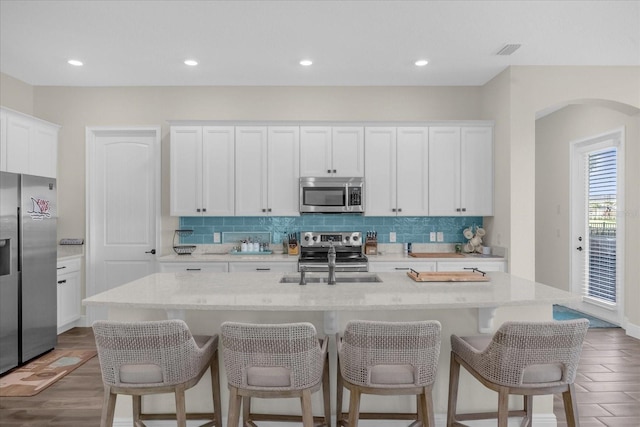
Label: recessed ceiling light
xmin=67 ymin=59 xmax=83 ymax=66
xmin=184 ymin=59 xmax=198 ymax=66
xmin=414 ymin=59 xmax=429 ymax=67
xmin=299 ymin=59 xmax=313 ymax=67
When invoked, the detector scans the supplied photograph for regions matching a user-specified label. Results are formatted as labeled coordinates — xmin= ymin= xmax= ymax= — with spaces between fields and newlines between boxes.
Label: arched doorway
xmin=535 ymin=99 xmax=639 ymax=326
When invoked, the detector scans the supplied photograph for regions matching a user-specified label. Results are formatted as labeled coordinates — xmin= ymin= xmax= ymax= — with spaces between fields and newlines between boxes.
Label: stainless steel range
xmin=298 ymin=231 xmax=368 ymax=272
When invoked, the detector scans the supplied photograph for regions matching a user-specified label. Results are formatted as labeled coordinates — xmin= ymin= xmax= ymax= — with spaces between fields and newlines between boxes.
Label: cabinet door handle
xmin=397 ymin=208 xmax=402 ymax=212
xmin=394 ymin=267 xmax=410 ymax=271
xmin=262 ymin=208 xmax=266 ymax=212
xmin=391 ymin=208 xmax=396 ymax=212
xmin=57 ymin=266 xmax=66 ymax=270
xmin=57 ymin=280 xmax=67 ymax=284
xmin=267 ymin=208 xmax=272 ymax=212
xmin=186 ymin=268 xmax=201 ymax=271
xmin=196 ymin=208 xmax=201 ymax=212
xmin=332 ymin=169 xmax=337 ymax=173
xmin=202 ymin=208 xmax=207 ymax=212
xmin=456 ymin=208 xmax=461 ymax=212
xmin=461 ymin=208 xmax=466 ymax=212
xmin=327 ymin=169 xmax=332 ymax=174
xmin=256 ymin=268 xmax=271 ymax=271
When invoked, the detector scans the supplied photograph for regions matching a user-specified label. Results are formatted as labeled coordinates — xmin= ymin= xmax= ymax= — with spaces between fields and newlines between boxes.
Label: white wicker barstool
xmin=447 ymin=319 xmax=589 ymax=427
xmin=336 ymin=320 xmax=442 ymax=427
xmin=221 ymin=321 xmax=331 ymax=427
xmin=92 ymin=319 xmax=222 ymax=427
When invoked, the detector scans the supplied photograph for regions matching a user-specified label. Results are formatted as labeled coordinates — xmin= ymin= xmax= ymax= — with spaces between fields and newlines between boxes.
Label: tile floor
xmin=554 ymin=328 xmax=640 ymax=427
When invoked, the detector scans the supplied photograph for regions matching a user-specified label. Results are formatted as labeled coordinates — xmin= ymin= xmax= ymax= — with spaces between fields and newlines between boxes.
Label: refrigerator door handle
xmin=16 ymin=206 xmax=21 ymax=272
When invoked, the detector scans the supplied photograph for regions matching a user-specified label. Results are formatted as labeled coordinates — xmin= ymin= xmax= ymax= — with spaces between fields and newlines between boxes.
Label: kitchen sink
xmin=279 ymin=274 xmax=383 ymax=284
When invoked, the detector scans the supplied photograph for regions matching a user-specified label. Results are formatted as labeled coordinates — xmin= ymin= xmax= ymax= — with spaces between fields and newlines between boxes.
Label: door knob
xmin=576 ymin=246 xmax=583 ymax=252
xmin=145 ymin=249 xmax=156 ymax=255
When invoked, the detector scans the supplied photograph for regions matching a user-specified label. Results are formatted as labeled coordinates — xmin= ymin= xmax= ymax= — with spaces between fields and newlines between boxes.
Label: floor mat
xmin=0 ymin=349 xmax=97 ymax=397
xmin=553 ymin=304 xmax=619 ymax=328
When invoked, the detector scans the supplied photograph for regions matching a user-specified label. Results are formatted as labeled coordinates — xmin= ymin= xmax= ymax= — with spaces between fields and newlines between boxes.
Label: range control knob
xmin=304 ymin=235 xmax=310 ymax=241
xmin=352 ymin=235 xmax=359 ymax=242
xmin=312 ymin=236 xmax=318 ymax=241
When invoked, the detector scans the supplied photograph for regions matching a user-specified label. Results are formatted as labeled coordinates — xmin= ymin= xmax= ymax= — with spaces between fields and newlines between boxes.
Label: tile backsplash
xmin=180 ymin=215 xmax=483 ymax=245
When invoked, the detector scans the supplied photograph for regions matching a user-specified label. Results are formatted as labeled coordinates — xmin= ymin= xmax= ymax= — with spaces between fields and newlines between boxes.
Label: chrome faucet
xmin=327 ymin=242 xmax=337 ymax=285
xmin=299 ymin=266 xmax=306 ymax=286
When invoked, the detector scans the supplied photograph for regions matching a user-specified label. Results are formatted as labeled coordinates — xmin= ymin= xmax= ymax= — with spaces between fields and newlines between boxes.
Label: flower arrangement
xmin=463 ymin=225 xmax=486 ymax=253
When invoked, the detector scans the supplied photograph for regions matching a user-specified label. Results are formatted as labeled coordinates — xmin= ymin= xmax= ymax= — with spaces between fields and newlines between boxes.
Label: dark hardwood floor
xmin=1 ymin=327 xmax=638 ymax=426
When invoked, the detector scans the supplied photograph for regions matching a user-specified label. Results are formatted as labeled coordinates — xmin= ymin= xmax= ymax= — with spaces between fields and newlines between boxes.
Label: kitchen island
xmin=84 ymin=270 xmax=578 ymax=426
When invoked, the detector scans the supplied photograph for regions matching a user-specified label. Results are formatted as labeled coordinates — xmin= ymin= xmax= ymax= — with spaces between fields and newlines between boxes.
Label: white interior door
xmin=86 ymin=127 xmax=160 ymax=322
xmin=570 ymin=128 xmax=624 ymax=325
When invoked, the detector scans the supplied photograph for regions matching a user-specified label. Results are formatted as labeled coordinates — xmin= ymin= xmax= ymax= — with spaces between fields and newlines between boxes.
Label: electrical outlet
xmin=437 ymin=232 xmax=444 ymax=242
xmin=389 ymin=232 xmax=396 ymax=243
xmin=213 ymin=232 xmax=221 ymax=243
xmin=429 ymin=232 xmax=436 ymax=242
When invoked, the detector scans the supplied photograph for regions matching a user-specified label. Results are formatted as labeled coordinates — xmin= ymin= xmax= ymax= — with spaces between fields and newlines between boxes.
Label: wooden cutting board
xmin=407 ymin=270 xmax=490 ymax=282
xmin=409 ymin=252 xmax=465 ymax=258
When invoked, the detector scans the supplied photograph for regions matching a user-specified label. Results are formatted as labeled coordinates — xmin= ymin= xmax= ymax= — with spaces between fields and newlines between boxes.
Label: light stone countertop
xmin=157 ymin=252 xmax=505 ymax=263
xmin=83 ymin=270 xmax=574 ymax=312
xmin=57 ymin=245 xmax=84 ymax=261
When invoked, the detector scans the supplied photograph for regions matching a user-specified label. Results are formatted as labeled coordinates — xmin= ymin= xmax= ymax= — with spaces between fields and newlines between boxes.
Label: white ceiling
xmin=1 ymin=0 xmax=638 ymax=87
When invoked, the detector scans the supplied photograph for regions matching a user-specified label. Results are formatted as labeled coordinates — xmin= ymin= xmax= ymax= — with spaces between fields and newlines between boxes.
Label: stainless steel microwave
xmin=299 ymin=177 xmax=365 ymax=213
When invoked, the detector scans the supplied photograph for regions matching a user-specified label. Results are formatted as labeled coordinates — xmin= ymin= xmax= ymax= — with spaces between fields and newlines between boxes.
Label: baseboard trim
xmin=624 ymin=319 xmax=640 ymax=339
xmin=112 ymin=413 xmax=559 ymax=427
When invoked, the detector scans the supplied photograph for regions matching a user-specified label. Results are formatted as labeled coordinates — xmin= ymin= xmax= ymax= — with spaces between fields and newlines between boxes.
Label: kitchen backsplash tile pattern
xmin=180 ymin=215 xmax=483 ymax=245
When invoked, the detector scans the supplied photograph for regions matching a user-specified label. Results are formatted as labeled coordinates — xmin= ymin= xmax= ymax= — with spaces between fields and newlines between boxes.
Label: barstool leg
xmin=301 ymin=388 xmax=314 ymax=427
xmin=423 ymin=387 xmax=435 ymax=427
xmin=211 ymin=352 xmax=223 ymax=427
xmin=497 ymin=387 xmax=509 ymax=427
xmin=132 ymin=394 xmax=142 ymax=425
xmin=101 ymin=386 xmax=117 ymax=427
xmin=523 ymin=395 xmax=533 ymax=427
xmin=322 ymin=353 xmax=331 ymax=427
xmin=446 ymin=352 xmax=461 ymax=427
xmin=336 ymin=358 xmax=344 ymax=426
xmin=347 ymin=387 xmax=361 ymax=427
xmin=563 ymin=384 xmax=580 ymax=427
xmin=227 ymin=387 xmax=241 ymax=427
xmin=175 ymin=386 xmax=187 ymax=427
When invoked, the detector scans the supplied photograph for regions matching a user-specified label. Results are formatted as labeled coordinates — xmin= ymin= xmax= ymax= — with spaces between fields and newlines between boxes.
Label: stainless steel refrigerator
xmin=0 ymin=172 xmax=57 ymax=375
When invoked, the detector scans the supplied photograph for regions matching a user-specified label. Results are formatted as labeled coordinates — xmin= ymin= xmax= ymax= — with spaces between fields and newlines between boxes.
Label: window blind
xmin=585 ymin=148 xmax=617 ymax=303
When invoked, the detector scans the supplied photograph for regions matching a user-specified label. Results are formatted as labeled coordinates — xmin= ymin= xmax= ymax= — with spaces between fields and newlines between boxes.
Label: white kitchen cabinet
xmin=170 ymin=126 xmax=235 ymax=216
xmin=436 ymin=260 xmax=505 ymax=272
xmin=235 ymin=126 xmax=300 ymax=216
xmin=158 ymin=262 xmax=229 ymax=273
xmin=368 ymin=261 xmax=436 ymax=273
xmin=365 ymin=127 xmax=429 ymax=216
xmin=0 ymin=108 xmax=59 ymax=178
xmin=57 ymin=257 xmax=82 ymax=333
xmin=300 ymin=126 xmax=364 ymax=177
xmin=428 ymin=126 xmax=493 ymax=216
xmin=228 ymin=261 xmax=298 ymax=273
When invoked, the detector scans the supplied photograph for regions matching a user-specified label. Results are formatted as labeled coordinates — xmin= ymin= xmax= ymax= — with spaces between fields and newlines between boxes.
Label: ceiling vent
xmin=496 ymin=44 xmax=521 ymax=55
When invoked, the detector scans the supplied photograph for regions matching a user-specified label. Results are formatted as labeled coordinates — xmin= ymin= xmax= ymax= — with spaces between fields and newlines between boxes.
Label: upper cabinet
xmin=0 ymin=108 xmax=59 ymax=178
xmin=235 ymin=126 xmax=300 ymax=216
xmin=365 ymin=127 xmax=429 ymax=216
xmin=170 ymin=126 xmax=235 ymax=216
xmin=300 ymin=126 xmax=364 ymax=177
xmin=428 ymin=126 xmax=493 ymax=216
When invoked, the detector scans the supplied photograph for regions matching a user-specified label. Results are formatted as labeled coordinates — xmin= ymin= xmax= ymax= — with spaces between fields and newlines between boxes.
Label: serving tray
xmin=407 ymin=270 xmax=490 ymax=282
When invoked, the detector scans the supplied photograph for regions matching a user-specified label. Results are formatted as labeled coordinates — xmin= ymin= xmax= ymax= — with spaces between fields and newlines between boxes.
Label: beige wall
xmin=536 ymin=104 xmax=640 ymax=327
xmin=479 ymin=66 xmax=640 ymax=282
xmin=0 ymin=72 xmax=34 ymax=114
